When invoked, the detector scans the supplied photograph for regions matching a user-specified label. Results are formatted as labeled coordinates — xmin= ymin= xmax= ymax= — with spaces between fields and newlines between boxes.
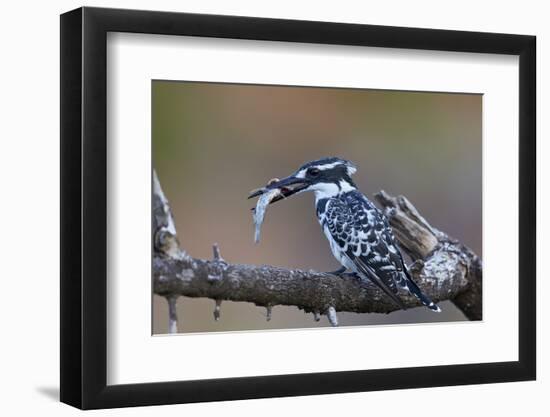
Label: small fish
xmin=253 ymin=188 xmax=283 ymax=243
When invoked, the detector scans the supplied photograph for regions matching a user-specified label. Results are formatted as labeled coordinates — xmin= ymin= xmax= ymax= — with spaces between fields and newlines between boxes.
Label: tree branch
xmin=374 ymin=191 xmax=482 ymax=320
xmin=153 ymin=171 xmax=482 ymax=326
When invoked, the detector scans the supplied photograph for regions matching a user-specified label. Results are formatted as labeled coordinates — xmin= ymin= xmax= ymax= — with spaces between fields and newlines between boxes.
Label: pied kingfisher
xmin=250 ymin=157 xmax=440 ymax=312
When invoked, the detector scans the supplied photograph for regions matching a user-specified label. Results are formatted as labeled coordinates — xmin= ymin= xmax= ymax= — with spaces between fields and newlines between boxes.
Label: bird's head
xmin=249 ymin=157 xmax=358 ymax=203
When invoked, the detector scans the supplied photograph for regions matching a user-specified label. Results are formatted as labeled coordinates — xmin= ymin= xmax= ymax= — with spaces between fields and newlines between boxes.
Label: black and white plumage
xmin=250 ymin=157 xmax=440 ymax=312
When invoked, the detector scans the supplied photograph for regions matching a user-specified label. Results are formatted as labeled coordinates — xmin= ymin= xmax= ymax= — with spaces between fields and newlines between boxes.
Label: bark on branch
xmin=153 ymin=171 xmax=482 ymax=331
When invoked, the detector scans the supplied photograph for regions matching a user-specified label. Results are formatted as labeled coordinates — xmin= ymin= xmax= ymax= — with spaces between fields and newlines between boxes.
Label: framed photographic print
xmin=60 ymin=6 xmax=536 ymax=409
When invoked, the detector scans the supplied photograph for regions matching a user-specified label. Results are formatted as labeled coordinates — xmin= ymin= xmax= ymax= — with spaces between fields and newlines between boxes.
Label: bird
xmin=249 ymin=157 xmax=441 ymax=312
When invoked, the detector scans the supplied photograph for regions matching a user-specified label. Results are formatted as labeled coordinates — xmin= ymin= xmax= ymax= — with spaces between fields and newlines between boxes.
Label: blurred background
xmin=152 ymin=80 xmax=482 ymax=334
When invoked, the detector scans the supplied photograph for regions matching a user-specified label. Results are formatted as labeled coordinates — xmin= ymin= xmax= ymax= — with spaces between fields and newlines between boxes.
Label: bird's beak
xmin=248 ymin=175 xmax=310 ymax=203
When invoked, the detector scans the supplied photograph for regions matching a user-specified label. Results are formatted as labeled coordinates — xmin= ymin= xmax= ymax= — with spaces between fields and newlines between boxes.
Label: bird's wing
xmin=323 ymin=191 xmax=410 ymax=309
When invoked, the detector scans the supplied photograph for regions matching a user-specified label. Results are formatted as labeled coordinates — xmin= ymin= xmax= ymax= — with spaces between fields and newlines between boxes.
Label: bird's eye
xmin=308 ymin=168 xmax=320 ymax=177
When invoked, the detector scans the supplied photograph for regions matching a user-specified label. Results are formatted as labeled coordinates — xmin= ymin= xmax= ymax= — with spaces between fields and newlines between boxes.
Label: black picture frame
xmin=60 ymin=6 xmax=536 ymax=410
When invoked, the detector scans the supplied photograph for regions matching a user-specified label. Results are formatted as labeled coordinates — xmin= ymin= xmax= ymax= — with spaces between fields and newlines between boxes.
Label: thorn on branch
xmin=207 ymin=243 xmax=227 ymax=283
xmin=266 ymin=305 xmax=272 ymax=321
xmin=327 ymin=306 xmax=339 ymax=327
xmin=166 ymin=295 xmax=179 ymax=334
xmin=213 ymin=299 xmax=222 ymax=321
xmin=212 ymin=243 xmax=225 ymax=263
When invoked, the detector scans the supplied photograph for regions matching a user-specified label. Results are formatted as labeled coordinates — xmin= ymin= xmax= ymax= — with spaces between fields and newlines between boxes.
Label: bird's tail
xmin=404 ymin=271 xmax=441 ymax=312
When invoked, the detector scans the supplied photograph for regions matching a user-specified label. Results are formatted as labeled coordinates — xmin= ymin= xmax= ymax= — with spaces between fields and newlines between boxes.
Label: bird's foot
xmin=326 ymin=266 xmax=347 ymax=276
xmin=341 ymin=272 xmax=361 ymax=281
